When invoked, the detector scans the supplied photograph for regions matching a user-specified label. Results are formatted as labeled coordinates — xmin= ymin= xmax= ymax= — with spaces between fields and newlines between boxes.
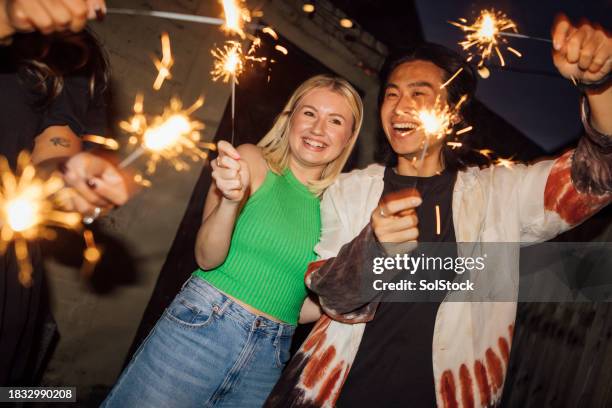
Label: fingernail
xmin=95 ymin=8 xmax=105 ymax=22
xmin=553 ymin=41 xmax=560 ymax=51
xmin=411 ymin=198 xmax=422 ymax=206
xmin=87 ymin=179 xmax=97 ymax=189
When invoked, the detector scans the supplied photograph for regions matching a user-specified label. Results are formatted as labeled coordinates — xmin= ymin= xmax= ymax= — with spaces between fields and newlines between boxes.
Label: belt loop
xmin=180 ymin=276 xmax=192 ymax=291
xmin=276 ymin=324 xmax=284 ymax=343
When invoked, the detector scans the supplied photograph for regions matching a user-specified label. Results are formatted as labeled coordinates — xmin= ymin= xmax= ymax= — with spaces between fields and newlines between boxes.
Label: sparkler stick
xmin=106 ymin=8 xmax=225 ymax=26
xmin=231 ymin=75 xmax=236 ymax=145
xmin=498 ymin=32 xmax=552 ymax=44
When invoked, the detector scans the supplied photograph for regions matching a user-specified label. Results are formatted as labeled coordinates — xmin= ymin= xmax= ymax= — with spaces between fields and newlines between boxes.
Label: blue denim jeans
xmin=102 ymin=276 xmax=296 ymax=408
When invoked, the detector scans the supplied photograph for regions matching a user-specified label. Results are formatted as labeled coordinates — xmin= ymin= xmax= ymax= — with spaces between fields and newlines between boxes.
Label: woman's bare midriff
xmin=218 ymin=289 xmax=287 ymax=324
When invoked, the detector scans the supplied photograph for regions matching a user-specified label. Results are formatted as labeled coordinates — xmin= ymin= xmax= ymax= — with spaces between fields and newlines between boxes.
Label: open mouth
xmin=302 ymin=137 xmax=328 ymax=150
xmin=392 ymin=122 xmax=419 ymax=136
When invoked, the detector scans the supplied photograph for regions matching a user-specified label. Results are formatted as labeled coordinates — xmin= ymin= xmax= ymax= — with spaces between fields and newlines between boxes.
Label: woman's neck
xmin=288 ymin=158 xmax=325 ymax=185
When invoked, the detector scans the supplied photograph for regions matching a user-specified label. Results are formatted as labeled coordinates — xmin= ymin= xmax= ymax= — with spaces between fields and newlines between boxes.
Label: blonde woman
xmin=103 ymin=75 xmax=363 ymax=407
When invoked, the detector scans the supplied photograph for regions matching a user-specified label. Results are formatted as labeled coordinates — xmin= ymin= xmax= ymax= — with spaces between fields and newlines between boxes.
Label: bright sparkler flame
xmin=414 ymin=95 xmax=470 ymax=141
xmin=450 ymin=9 xmax=521 ymax=77
xmin=211 ymin=40 xmax=266 ymax=83
xmin=6 ymin=198 xmax=40 ymax=232
xmin=123 ymin=96 xmax=215 ymax=174
xmin=221 ymin=0 xmax=251 ymax=38
xmin=152 ymin=32 xmax=174 ymax=90
xmin=0 ymin=152 xmax=96 ymax=286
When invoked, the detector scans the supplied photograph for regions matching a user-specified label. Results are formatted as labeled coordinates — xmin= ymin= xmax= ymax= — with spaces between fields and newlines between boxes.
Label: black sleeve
xmin=38 ymin=75 xmax=107 ymax=137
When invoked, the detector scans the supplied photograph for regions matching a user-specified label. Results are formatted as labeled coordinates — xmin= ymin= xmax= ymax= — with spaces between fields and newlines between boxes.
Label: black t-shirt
xmin=0 ymin=43 xmax=106 ymax=385
xmin=337 ymin=166 xmax=457 ymax=408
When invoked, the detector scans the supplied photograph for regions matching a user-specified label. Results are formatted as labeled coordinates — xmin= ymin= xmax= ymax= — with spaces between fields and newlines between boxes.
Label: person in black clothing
xmin=0 ymin=0 xmax=132 ymax=386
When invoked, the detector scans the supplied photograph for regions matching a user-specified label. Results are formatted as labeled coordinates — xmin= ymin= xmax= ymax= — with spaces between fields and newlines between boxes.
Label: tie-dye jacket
xmin=265 ymin=99 xmax=612 ymax=408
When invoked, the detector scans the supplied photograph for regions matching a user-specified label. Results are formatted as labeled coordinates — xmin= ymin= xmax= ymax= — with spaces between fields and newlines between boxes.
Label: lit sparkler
xmin=450 ymin=9 xmax=522 ymax=78
xmin=211 ymin=39 xmax=266 ymax=144
xmin=221 ymin=0 xmax=251 ymax=38
xmin=416 ymin=95 xmax=470 ymax=141
xmin=0 ymin=152 xmax=95 ymax=286
xmin=152 ymin=32 xmax=174 ymax=91
xmin=119 ymin=96 xmax=215 ymax=174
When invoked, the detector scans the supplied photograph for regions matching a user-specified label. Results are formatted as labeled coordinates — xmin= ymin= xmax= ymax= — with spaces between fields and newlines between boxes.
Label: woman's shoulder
xmin=236 ymin=143 xmax=268 ymax=186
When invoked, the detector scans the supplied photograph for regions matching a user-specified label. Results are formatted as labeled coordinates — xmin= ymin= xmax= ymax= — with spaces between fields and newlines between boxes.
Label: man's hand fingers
xmin=552 ymin=13 xmax=572 ymax=51
xmin=565 ymin=25 xmax=589 ymax=64
xmin=383 ymin=196 xmax=422 ymax=216
xmin=383 ymin=228 xmax=419 ymax=243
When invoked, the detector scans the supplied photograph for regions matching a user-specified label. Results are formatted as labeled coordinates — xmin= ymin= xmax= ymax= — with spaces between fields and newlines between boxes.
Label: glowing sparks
xmin=211 ymin=40 xmax=266 ymax=83
xmin=83 ymin=135 xmax=120 ymax=150
xmin=211 ymin=41 xmax=244 ymax=82
xmin=221 ymin=0 xmax=251 ymax=38
xmin=274 ymin=45 xmax=288 ymax=55
xmin=477 ymin=149 xmax=494 ymax=158
xmin=456 ymin=126 xmax=473 ymax=135
xmin=447 ymin=142 xmax=463 ymax=149
xmin=152 ymin=32 xmax=174 ymax=90
xmin=415 ymin=95 xmax=470 ymax=140
xmin=495 ymin=157 xmax=515 ymax=169
xmin=441 ymin=67 xmax=464 ymax=89
xmin=0 ymin=152 xmax=83 ymax=286
xmin=450 ymin=9 xmax=521 ymax=77
xmin=263 ymin=26 xmax=278 ymax=40
xmin=121 ymin=96 xmax=215 ymax=174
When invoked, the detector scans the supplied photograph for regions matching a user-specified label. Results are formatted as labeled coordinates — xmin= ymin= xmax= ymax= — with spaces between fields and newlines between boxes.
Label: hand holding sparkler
xmin=210 ymin=141 xmax=250 ymax=203
xmin=0 ymin=0 xmax=106 ymax=37
xmin=62 ymin=151 xmax=132 ymax=218
xmin=551 ymin=13 xmax=612 ymax=86
xmin=372 ymin=189 xmax=422 ymax=254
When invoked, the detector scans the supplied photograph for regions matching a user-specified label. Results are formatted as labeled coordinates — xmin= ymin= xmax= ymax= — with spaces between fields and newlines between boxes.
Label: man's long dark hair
xmin=9 ymin=29 xmax=109 ymax=107
xmin=376 ymin=43 xmax=487 ymax=170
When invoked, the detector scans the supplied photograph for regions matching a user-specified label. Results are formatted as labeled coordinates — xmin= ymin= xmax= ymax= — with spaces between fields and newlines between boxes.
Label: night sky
xmin=415 ymin=0 xmax=611 ymax=153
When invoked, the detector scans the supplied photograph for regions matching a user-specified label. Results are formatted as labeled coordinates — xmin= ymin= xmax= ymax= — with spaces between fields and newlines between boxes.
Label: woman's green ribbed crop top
xmin=193 ymin=169 xmax=321 ymax=324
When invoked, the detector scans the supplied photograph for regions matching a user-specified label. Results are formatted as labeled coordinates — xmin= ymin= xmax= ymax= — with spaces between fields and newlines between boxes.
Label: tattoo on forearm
xmin=50 ymin=137 xmax=71 ymax=148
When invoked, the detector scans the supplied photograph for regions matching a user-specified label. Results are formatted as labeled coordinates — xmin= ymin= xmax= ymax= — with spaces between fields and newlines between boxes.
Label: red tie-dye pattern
xmin=485 ymin=348 xmax=504 ymax=393
xmin=315 ymin=363 xmax=344 ymax=406
xmin=441 ymin=370 xmax=458 ymax=408
xmin=474 ymin=360 xmax=491 ymax=407
xmin=303 ymin=346 xmax=337 ymax=389
xmin=544 ymin=151 xmax=611 ymax=225
xmin=498 ymin=337 xmax=510 ymax=366
xmin=459 ymin=364 xmax=475 ymax=408
xmin=302 ymin=316 xmax=331 ymax=352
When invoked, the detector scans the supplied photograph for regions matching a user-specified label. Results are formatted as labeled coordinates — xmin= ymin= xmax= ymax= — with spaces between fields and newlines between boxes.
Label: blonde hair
xmin=257 ymin=75 xmax=363 ymax=196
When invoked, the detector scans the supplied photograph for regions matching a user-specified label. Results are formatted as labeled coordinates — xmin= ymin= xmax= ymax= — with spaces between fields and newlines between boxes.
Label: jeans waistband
xmin=183 ymin=276 xmax=296 ymax=338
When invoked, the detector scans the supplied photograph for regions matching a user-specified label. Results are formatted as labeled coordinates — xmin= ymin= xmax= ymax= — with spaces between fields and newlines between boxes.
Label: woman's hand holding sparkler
xmin=552 ymin=14 xmax=611 ymax=86
xmin=62 ymin=152 xmax=131 ymax=218
xmin=211 ymin=141 xmax=250 ymax=203
xmin=0 ymin=0 xmax=106 ymax=38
